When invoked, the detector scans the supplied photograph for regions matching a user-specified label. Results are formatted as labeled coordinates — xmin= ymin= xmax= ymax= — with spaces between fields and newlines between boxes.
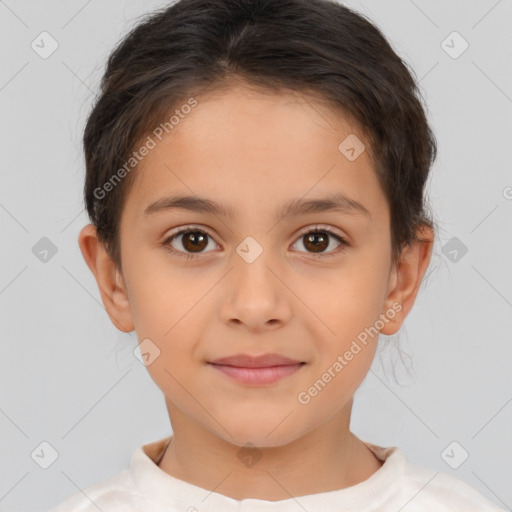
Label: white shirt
xmin=49 ymin=435 xmax=506 ymax=511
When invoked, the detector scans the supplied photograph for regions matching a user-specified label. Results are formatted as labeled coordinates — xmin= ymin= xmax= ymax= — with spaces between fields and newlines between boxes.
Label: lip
xmin=207 ymin=353 xmax=306 ymax=386
xmin=208 ymin=353 xmax=303 ymax=368
xmin=208 ymin=362 xmax=305 ymax=385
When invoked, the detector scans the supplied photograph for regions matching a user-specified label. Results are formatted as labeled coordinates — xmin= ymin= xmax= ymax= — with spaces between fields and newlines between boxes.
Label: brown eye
xmin=163 ymin=225 xmax=348 ymax=260
xmin=303 ymin=232 xmax=329 ymax=253
xmin=292 ymin=227 xmax=348 ymax=257
xmin=164 ymin=227 xmax=217 ymax=258
xmin=181 ymin=231 xmax=208 ymax=252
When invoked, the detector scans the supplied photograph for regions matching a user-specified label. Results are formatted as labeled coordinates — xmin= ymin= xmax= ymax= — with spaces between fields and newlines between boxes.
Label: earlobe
xmin=380 ymin=226 xmax=434 ymax=336
xmin=78 ymin=224 xmax=135 ymax=333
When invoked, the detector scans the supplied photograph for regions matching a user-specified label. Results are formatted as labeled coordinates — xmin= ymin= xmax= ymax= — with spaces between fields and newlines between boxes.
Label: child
xmin=51 ymin=0 xmax=506 ymax=510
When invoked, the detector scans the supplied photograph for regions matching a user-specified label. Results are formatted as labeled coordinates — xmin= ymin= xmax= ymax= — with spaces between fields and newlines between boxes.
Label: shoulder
xmin=49 ymin=436 xmax=174 ymax=512
xmin=397 ymin=457 xmax=506 ymax=511
xmin=364 ymin=442 xmax=505 ymax=511
xmin=48 ymin=469 xmax=149 ymax=512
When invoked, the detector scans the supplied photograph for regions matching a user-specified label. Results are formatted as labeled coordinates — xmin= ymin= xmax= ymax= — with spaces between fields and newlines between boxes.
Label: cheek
xmin=124 ymin=256 xmax=209 ymax=368
xmin=304 ymin=253 xmax=389 ymax=334
xmin=298 ymin=348 xmax=374 ymax=420
xmin=298 ymin=249 xmax=388 ymax=388
xmin=298 ymin=299 xmax=380 ymax=412
xmin=130 ymin=282 xmax=203 ymax=402
xmin=125 ymin=251 xmax=199 ymax=334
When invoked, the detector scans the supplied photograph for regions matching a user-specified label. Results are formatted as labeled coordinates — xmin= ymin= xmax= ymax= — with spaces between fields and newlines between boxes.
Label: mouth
xmin=208 ymin=353 xmax=304 ymax=368
xmin=207 ymin=354 xmax=306 ymax=386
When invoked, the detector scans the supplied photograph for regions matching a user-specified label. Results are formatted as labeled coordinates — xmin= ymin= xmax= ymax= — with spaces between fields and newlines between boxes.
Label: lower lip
xmin=208 ymin=363 xmax=304 ymax=385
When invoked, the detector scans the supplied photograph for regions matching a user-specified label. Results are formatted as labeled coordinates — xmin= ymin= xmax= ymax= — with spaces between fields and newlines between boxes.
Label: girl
xmin=51 ymin=0 xmax=505 ymax=510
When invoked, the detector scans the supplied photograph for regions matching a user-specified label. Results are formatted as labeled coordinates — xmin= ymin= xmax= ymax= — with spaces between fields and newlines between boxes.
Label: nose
xmin=218 ymin=249 xmax=293 ymax=333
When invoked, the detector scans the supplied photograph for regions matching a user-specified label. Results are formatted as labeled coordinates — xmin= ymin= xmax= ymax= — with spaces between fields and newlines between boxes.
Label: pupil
xmin=306 ymin=233 xmax=327 ymax=253
xmin=184 ymin=232 xmax=207 ymax=252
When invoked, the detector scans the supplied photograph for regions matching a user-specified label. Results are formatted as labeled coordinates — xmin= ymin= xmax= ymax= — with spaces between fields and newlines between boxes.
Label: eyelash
xmin=162 ymin=224 xmax=349 ymax=261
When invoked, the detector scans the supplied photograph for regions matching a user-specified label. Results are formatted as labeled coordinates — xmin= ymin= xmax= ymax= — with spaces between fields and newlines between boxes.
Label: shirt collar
xmin=129 ymin=435 xmax=404 ymax=511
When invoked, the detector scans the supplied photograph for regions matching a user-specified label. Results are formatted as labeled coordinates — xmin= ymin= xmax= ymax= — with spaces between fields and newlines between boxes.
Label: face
xmin=108 ymin=84 xmax=401 ymax=447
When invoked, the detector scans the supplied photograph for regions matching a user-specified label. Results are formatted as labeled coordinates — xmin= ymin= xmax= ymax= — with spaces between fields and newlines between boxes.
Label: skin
xmin=78 ymin=81 xmax=433 ymax=501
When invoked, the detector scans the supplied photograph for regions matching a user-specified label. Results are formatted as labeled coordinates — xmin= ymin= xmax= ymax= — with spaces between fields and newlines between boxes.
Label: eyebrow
xmin=143 ymin=192 xmax=372 ymax=221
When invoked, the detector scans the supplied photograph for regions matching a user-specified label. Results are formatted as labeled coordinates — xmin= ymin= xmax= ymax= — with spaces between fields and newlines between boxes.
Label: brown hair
xmin=83 ymin=0 xmax=437 ymax=273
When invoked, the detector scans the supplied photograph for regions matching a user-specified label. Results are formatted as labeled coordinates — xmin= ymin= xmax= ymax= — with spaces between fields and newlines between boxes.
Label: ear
xmin=78 ymin=224 xmax=135 ymax=333
xmin=380 ymin=225 xmax=434 ymax=335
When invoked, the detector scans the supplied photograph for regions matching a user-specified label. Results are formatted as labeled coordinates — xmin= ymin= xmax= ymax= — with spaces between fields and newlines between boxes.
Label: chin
xmin=215 ymin=423 xmax=307 ymax=450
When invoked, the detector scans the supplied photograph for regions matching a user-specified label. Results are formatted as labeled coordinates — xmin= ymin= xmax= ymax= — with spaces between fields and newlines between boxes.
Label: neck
xmin=156 ymin=400 xmax=383 ymax=501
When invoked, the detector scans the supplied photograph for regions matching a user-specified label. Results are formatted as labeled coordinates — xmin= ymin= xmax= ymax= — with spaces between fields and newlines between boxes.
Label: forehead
xmin=122 ymin=84 xmax=388 ymax=225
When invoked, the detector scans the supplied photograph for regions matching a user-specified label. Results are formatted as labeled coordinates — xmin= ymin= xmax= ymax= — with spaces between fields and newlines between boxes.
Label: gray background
xmin=0 ymin=0 xmax=511 ymax=510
